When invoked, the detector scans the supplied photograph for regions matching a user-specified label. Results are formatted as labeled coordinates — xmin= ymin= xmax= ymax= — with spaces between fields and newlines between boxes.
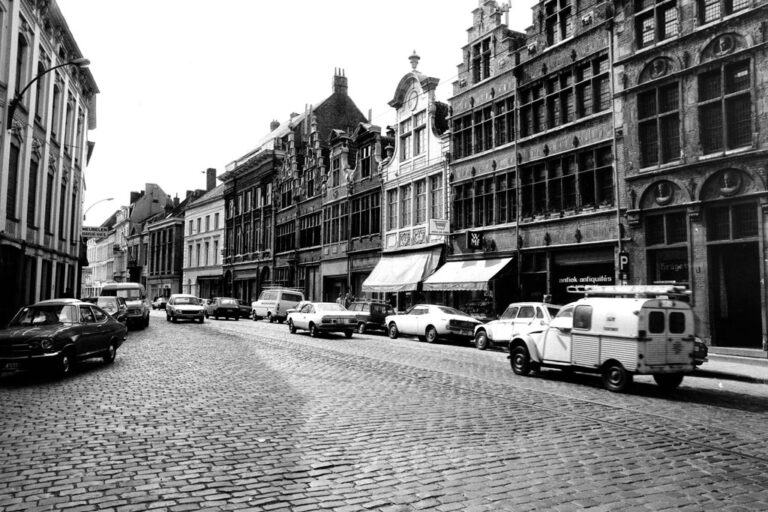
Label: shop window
xmin=636 ymin=0 xmax=678 ymax=48
xmin=471 ymin=37 xmax=491 ymax=83
xmin=698 ymin=61 xmax=751 ymax=154
xmin=573 ymin=305 xmax=593 ymax=330
xmin=544 ymin=0 xmax=573 ymax=46
xmin=699 ymin=0 xmax=749 ymax=23
xmin=706 ymin=203 xmax=758 ymax=241
xmin=638 ymin=83 xmax=680 ymax=167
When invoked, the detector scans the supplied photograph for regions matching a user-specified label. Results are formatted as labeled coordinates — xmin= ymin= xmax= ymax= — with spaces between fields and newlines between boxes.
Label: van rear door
xmin=642 ymin=301 xmax=694 ymax=366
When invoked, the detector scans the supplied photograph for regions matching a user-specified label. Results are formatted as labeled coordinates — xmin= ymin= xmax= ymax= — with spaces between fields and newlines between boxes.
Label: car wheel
xmin=602 ymin=362 xmax=632 ymax=393
xmin=475 ymin=330 xmax=489 ymax=350
xmin=144 ymin=315 xmax=150 ymax=328
xmin=288 ymin=320 xmax=296 ymax=334
xmin=388 ymin=323 xmax=399 ymax=339
xmin=268 ymin=313 xmax=273 ymax=323
xmin=653 ymin=373 xmax=684 ymax=390
xmin=234 ymin=315 xmax=239 ymax=321
xmin=199 ymin=316 xmax=204 ymax=324
xmin=425 ymin=326 xmax=438 ymax=343
xmin=166 ymin=313 xmax=170 ymax=322
xmin=205 ymin=311 xmax=209 ymax=318
xmin=357 ymin=322 xmax=366 ymax=335
xmin=103 ymin=342 xmax=117 ymax=364
xmin=53 ymin=352 xmax=73 ymax=378
xmin=309 ymin=323 xmax=318 ymax=338
xmin=252 ymin=314 xmax=260 ymax=321
xmin=510 ymin=345 xmax=532 ymax=376
xmin=345 ymin=330 xmax=353 ymax=339
xmin=171 ymin=314 xmax=177 ymax=323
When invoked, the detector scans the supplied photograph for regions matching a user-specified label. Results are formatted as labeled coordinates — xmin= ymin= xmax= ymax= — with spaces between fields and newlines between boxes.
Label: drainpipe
xmin=607 ymin=9 xmax=624 ymax=284
xmin=513 ymin=59 xmax=522 ymax=301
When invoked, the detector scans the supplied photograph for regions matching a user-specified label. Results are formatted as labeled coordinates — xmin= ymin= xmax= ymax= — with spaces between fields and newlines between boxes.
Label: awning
xmin=423 ymin=257 xmax=513 ymax=291
xmin=362 ymin=247 xmax=442 ymax=293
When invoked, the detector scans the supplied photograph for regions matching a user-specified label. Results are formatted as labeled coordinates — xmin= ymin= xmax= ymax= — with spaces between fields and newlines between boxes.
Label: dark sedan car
xmin=82 ymin=296 xmax=129 ymax=325
xmin=204 ymin=297 xmax=240 ymax=320
xmin=0 ymin=298 xmax=127 ymax=378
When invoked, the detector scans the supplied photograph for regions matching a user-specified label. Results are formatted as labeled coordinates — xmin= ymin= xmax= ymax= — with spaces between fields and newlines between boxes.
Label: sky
xmin=56 ymin=0 xmax=536 ymax=226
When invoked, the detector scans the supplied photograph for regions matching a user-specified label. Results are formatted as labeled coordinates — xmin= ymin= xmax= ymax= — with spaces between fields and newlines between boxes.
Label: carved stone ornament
xmin=649 ymin=58 xmax=669 ymax=79
xmin=654 ymin=181 xmax=674 ymax=206
xmin=718 ymin=169 xmax=742 ymax=197
xmin=713 ymin=34 xmax=735 ymax=56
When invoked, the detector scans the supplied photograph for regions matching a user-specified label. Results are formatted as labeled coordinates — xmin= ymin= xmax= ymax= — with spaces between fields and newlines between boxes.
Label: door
xmin=514 ymin=305 xmax=536 ymax=331
xmin=541 ymin=321 xmax=571 ymax=362
xmin=709 ymin=242 xmax=762 ymax=348
xmin=297 ymin=304 xmax=313 ymax=330
xmin=78 ymin=305 xmax=103 ymax=355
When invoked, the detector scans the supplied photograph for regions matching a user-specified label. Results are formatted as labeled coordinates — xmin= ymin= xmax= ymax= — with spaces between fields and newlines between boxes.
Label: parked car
xmin=286 ymin=300 xmax=311 ymax=316
xmin=693 ymin=336 xmax=708 ymax=366
xmin=385 ymin=305 xmax=481 ymax=343
xmin=473 ymin=302 xmax=561 ymax=350
xmin=204 ymin=297 xmax=240 ymax=320
xmin=347 ymin=299 xmax=396 ymax=334
xmin=100 ymin=282 xmax=150 ymax=329
xmin=0 ymin=298 xmax=127 ymax=378
xmin=237 ymin=300 xmax=252 ymax=318
xmin=82 ymin=296 xmax=129 ymax=325
xmin=508 ymin=285 xmax=697 ymax=392
xmin=252 ymin=289 xmax=305 ymax=323
xmin=166 ymin=294 xmax=205 ymax=323
xmin=287 ymin=302 xmax=357 ymax=338
xmin=152 ymin=296 xmax=168 ymax=310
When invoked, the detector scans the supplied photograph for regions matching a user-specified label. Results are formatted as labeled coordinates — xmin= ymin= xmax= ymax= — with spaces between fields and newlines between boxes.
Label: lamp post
xmin=6 ymin=57 xmax=90 ymax=129
xmin=83 ymin=197 xmax=114 ymax=222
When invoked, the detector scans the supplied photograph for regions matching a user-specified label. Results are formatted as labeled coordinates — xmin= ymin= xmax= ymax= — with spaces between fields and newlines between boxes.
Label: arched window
xmin=14 ymin=34 xmax=29 ymax=96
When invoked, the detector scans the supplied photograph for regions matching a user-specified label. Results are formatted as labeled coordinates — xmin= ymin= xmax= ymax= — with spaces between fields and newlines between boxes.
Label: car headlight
xmin=40 ymin=338 xmax=54 ymax=351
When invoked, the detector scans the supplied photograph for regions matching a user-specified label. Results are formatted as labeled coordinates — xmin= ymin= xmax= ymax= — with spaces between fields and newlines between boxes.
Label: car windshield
xmin=316 ymin=303 xmax=347 ymax=312
xmin=172 ymin=297 xmax=198 ymax=305
xmin=220 ymin=298 xmax=238 ymax=305
xmin=437 ymin=306 xmax=468 ymax=316
xmin=96 ymin=298 xmax=118 ymax=309
xmin=500 ymin=306 xmax=518 ymax=320
xmin=104 ymin=289 xmax=142 ymax=299
xmin=9 ymin=305 xmax=74 ymax=326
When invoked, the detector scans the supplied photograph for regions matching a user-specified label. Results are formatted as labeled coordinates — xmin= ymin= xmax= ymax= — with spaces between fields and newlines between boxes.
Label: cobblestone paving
xmin=1 ymin=312 xmax=767 ymax=511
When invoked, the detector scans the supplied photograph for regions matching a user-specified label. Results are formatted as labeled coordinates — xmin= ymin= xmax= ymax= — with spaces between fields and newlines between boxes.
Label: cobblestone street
xmin=1 ymin=311 xmax=767 ymax=511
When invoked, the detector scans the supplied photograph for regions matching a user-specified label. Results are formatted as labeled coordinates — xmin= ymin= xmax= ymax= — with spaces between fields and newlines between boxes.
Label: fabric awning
xmin=362 ymin=247 xmax=442 ymax=293
xmin=422 ymin=257 xmax=514 ymax=291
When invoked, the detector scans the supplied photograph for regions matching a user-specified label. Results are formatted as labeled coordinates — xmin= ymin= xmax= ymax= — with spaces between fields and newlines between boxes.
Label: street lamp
xmin=83 ymin=197 xmax=114 ymax=221
xmin=6 ymin=57 xmax=91 ymax=129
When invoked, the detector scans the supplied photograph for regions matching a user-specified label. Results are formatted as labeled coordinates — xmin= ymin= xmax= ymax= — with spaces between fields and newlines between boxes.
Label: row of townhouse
xmin=94 ymin=0 xmax=766 ymax=358
xmin=0 ymin=0 xmax=98 ymax=325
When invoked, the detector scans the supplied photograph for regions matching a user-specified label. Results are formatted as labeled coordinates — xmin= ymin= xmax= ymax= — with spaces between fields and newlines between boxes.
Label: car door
xmin=297 ymin=304 xmax=313 ymax=330
xmin=416 ymin=306 xmax=434 ymax=334
xmin=402 ymin=307 xmax=425 ymax=335
xmin=495 ymin=306 xmax=519 ymax=341
xmin=515 ymin=306 xmax=536 ymax=331
xmin=540 ymin=306 xmax=574 ymax=363
xmin=78 ymin=305 xmax=102 ymax=355
xmin=91 ymin=306 xmax=113 ymax=352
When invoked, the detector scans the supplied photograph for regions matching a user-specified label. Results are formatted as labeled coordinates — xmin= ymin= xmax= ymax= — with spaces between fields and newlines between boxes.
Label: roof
xmin=35 ymin=298 xmax=85 ymax=306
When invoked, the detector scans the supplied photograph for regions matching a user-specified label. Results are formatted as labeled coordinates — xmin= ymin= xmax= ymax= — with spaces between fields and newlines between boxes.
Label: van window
xmin=259 ymin=291 xmax=275 ymax=301
xmin=517 ymin=306 xmax=535 ymax=319
xmin=573 ymin=305 xmax=592 ymax=330
xmin=649 ymin=311 xmax=665 ymax=333
xmin=669 ymin=312 xmax=686 ymax=333
xmin=284 ymin=293 xmax=302 ymax=302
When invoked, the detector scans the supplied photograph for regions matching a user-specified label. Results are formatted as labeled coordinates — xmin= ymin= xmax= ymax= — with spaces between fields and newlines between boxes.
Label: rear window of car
xmin=669 ymin=312 xmax=686 ymax=333
xmin=282 ymin=293 xmax=303 ymax=302
xmin=220 ymin=298 xmax=238 ymax=305
xmin=649 ymin=311 xmax=665 ymax=334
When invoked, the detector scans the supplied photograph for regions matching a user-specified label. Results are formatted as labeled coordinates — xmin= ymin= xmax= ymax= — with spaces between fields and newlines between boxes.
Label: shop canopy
xmin=422 ymin=257 xmax=514 ymax=291
xmin=362 ymin=247 xmax=442 ymax=293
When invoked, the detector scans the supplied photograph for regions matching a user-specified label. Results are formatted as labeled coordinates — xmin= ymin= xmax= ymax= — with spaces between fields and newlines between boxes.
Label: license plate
xmin=3 ymin=362 xmax=19 ymax=370
xmin=460 ymin=330 xmax=472 ymax=337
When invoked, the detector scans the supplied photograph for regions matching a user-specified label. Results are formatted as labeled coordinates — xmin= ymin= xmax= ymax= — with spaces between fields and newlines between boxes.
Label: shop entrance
xmin=708 ymin=242 xmax=762 ymax=348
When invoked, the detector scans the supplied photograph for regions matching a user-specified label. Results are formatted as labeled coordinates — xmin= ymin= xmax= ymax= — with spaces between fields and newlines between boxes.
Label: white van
xmin=508 ymin=285 xmax=696 ymax=392
xmin=251 ymin=289 xmax=305 ymax=323
xmin=100 ymin=282 xmax=150 ymax=329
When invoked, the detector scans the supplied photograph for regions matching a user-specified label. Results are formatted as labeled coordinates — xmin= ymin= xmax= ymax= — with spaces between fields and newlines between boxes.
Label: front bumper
xmin=318 ymin=322 xmax=356 ymax=332
xmin=173 ymin=310 xmax=205 ymax=319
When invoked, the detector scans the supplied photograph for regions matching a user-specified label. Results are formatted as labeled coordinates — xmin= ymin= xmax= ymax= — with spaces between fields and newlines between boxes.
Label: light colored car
xmin=385 ymin=304 xmax=481 ymax=343
xmin=252 ymin=289 xmax=305 ymax=323
xmin=473 ymin=302 xmax=561 ymax=350
xmin=286 ymin=300 xmax=311 ymax=316
xmin=287 ymin=302 xmax=357 ymax=338
xmin=165 ymin=294 xmax=205 ymax=323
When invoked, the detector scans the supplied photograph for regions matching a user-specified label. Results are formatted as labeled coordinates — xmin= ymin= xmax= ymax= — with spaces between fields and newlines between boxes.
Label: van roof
xmin=567 ymin=285 xmax=690 ymax=298
xmin=101 ymin=282 xmax=143 ymax=288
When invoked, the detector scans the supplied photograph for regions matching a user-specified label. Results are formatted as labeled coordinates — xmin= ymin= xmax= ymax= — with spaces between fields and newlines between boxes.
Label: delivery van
xmin=100 ymin=282 xmax=151 ymax=329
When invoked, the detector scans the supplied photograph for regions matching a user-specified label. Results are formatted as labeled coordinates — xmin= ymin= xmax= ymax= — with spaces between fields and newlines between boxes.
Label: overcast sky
xmin=56 ymin=0 xmax=535 ymax=226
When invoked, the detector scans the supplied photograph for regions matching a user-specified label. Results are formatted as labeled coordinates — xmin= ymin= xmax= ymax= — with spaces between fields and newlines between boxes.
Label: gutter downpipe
xmin=513 ymin=56 xmax=522 ymax=300
xmin=607 ymin=9 xmax=624 ymax=284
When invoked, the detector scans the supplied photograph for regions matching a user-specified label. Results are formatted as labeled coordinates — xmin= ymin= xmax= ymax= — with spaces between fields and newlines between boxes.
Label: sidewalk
xmin=695 ymin=354 xmax=768 ymax=384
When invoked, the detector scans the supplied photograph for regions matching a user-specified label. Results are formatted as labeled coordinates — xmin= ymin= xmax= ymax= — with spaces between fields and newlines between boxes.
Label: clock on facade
xmin=407 ymin=90 xmax=418 ymax=111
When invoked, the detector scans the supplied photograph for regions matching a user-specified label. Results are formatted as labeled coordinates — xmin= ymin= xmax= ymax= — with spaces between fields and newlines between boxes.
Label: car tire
xmin=510 ymin=345 xmax=532 ymax=376
xmin=653 ymin=373 xmax=684 ymax=390
xmin=103 ymin=342 xmax=117 ymax=364
xmin=199 ymin=317 xmax=204 ymax=324
xmin=205 ymin=311 xmax=209 ymax=318
xmin=475 ymin=330 xmax=489 ymax=350
xmin=602 ymin=362 xmax=632 ymax=393
xmin=143 ymin=315 xmax=150 ymax=328
xmin=268 ymin=313 xmax=273 ymax=323
xmin=388 ymin=323 xmax=398 ymax=339
xmin=309 ymin=323 xmax=318 ymax=338
xmin=345 ymin=330 xmax=353 ymax=339
xmin=425 ymin=326 xmax=438 ymax=343
xmin=357 ymin=322 xmax=366 ymax=335
xmin=288 ymin=320 xmax=296 ymax=334
xmin=53 ymin=351 xmax=73 ymax=378
xmin=166 ymin=314 xmax=170 ymax=322
xmin=234 ymin=315 xmax=239 ymax=321
xmin=252 ymin=314 xmax=259 ymax=321
xmin=171 ymin=314 xmax=177 ymax=323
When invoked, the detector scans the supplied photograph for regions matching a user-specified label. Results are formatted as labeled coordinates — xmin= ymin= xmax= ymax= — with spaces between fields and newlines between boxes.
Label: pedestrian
xmin=336 ymin=293 xmax=343 ymax=306
xmin=344 ymin=291 xmax=352 ymax=308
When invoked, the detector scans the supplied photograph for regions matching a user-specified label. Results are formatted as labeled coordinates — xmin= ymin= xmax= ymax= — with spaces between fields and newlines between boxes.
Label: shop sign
xmin=467 ymin=230 xmax=483 ymax=250
xmin=429 ymin=219 xmax=450 ymax=236
xmin=82 ymin=226 xmax=108 ymax=239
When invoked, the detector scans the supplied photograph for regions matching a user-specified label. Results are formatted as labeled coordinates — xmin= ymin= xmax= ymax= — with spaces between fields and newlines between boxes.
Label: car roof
xmin=35 ymin=298 xmax=87 ymax=306
xmin=170 ymin=294 xmax=197 ymax=298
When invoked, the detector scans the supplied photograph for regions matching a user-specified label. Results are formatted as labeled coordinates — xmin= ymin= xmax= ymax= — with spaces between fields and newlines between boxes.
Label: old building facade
xmin=616 ymin=0 xmax=768 ymax=356
xmin=0 ymin=0 xmax=97 ymax=323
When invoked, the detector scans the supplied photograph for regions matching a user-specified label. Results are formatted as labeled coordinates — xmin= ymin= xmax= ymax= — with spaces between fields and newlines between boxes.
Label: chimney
xmin=173 ymin=195 xmax=179 ymax=208
xmin=186 ymin=190 xmax=193 ymax=199
xmin=270 ymin=119 xmax=280 ymax=131
xmin=333 ymin=68 xmax=348 ymax=95
xmin=206 ymin=168 xmax=216 ymax=191
xmin=129 ymin=191 xmax=140 ymax=204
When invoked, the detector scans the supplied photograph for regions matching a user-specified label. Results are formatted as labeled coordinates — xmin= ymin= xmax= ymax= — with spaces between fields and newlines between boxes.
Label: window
xmin=400 ymin=117 xmax=412 ymax=161
xmin=204 ymin=242 xmax=209 ymax=265
xmin=188 ymin=220 xmax=193 ymax=235
xmin=15 ymin=35 xmax=29 ymax=98
xmin=706 ymin=202 xmax=758 ymax=241
xmin=474 ymin=177 xmax=494 ymax=227
xmin=471 ymin=37 xmax=491 ymax=83
xmin=578 ymin=146 xmax=614 ymax=209
xmin=196 ymin=218 xmax=201 ymax=233
xmin=213 ymin=240 xmax=219 ymax=264
xmin=331 ymin=157 xmax=340 ymax=187
xmin=474 ymin=107 xmax=493 ymax=153
xmin=669 ymin=312 xmax=686 ymax=333
xmin=646 ymin=211 xmax=688 ymax=246
xmin=387 ymin=189 xmax=398 ymax=230
xmin=544 ymin=0 xmax=573 ymax=46
xmin=51 ymin=85 xmax=61 ymax=141
xmin=400 ymin=184 xmax=412 ymax=228
xmin=698 ymin=60 xmax=751 ymax=154
xmin=699 ymin=0 xmax=749 ymax=23
xmin=280 ymin=180 xmax=292 ymax=208
xmin=299 ymin=213 xmax=321 ymax=247
xmin=430 ymin=174 xmax=444 ymax=220
xmin=452 ymin=113 xmax=473 ymax=159
xmin=453 ymin=182 xmax=474 ymax=229
xmin=187 ymin=244 xmax=193 ymax=267
xmin=635 ymin=0 xmax=678 ymax=48
xmin=494 ymin=97 xmax=515 ymax=146
xmin=235 ymin=226 xmax=242 ymax=254
xmin=276 ymin=221 xmax=295 ymax=252
xmin=371 ymin=193 xmax=381 ymax=235
xmin=360 ymin=145 xmax=372 ymax=179
xmin=323 ymin=204 xmax=342 ymax=244
xmin=214 ymin=213 xmax=220 ymax=229
xmin=305 ymin=169 xmax=315 ymax=198
xmin=196 ymin=244 xmax=201 ymax=266
xmin=34 ymin=60 xmax=46 ymax=123
xmin=58 ymin=184 xmax=66 ymax=238
xmin=243 ymin=223 xmax=250 ymax=253
xmin=573 ymin=305 xmax=593 ymax=330
xmin=45 ymin=171 xmax=54 ymax=232
xmin=205 ymin=215 xmax=210 ymax=231
xmin=244 ymin=190 xmax=251 ymax=212
xmin=414 ymin=111 xmax=426 ymax=157
xmin=415 ymin=180 xmax=427 ymax=225
xmin=351 ymin=193 xmax=378 ymax=237
xmin=546 ymin=71 xmax=575 ymax=129
xmin=639 ymin=83 xmax=680 ymax=167
xmin=649 ymin=311 xmax=665 ymax=333
xmin=495 ymin=171 xmax=517 ymax=224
